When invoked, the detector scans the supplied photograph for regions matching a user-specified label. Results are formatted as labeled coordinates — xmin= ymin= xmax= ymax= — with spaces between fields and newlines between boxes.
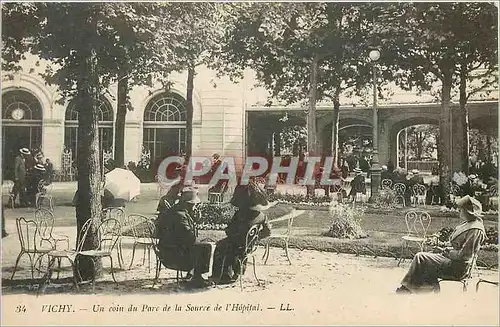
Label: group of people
xmin=9 ymin=147 xmax=54 ymax=208
xmin=155 ymin=170 xmax=271 ymax=288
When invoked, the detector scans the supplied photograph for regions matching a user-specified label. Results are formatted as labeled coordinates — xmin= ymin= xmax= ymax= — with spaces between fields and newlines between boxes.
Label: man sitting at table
xmin=156 ymin=187 xmax=213 ymax=288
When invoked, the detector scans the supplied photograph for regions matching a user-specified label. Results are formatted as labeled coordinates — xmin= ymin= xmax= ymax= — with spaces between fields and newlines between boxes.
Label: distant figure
xmin=409 ymin=169 xmax=424 ymax=186
xmin=27 ymin=164 xmax=46 ymax=206
xmin=381 ymin=165 xmax=393 ymax=182
xmin=44 ymin=158 xmax=54 ymax=183
xmin=349 ymin=168 xmax=366 ymax=201
xmin=11 ymin=148 xmax=30 ymax=208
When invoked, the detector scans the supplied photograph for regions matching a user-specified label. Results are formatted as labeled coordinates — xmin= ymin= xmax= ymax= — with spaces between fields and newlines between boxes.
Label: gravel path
xmin=2 ymin=220 xmax=498 ymax=326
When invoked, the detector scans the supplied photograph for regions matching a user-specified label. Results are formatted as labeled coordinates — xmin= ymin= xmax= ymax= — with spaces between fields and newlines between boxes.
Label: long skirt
xmin=158 ymin=242 xmax=213 ymax=276
xmin=211 ymin=238 xmax=245 ymax=283
xmin=401 ymin=252 xmax=468 ymax=292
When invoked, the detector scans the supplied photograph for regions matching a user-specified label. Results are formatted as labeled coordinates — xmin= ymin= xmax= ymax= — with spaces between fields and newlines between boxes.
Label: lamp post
xmin=369 ymin=49 xmax=382 ymax=199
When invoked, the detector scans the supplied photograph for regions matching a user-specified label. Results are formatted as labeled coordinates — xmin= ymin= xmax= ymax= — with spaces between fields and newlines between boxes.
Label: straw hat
xmin=468 ymin=174 xmax=478 ymax=180
xmin=34 ymin=164 xmax=46 ymax=171
xmin=382 ymin=165 xmax=388 ymax=170
xmin=353 ymin=168 xmax=362 ymax=174
xmin=456 ymin=195 xmax=483 ymax=219
xmin=20 ymin=148 xmax=30 ymax=155
xmin=411 ymin=169 xmax=419 ymax=174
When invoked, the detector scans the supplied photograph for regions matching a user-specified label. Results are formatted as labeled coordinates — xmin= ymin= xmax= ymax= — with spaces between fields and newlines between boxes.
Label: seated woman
xmin=210 ymin=178 xmax=271 ymax=284
xmin=396 ymin=195 xmax=486 ymax=293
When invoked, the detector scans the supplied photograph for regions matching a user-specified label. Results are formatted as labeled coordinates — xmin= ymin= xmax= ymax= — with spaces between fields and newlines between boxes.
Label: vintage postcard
xmin=1 ymin=2 xmax=499 ymax=326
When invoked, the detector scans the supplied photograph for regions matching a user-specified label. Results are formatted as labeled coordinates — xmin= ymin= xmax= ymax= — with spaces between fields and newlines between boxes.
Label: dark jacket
xmin=350 ymin=174 xmax=366 ymax=196
xmin=14 ymin=155 xmax=26 ymax=182
xmin=156 ymin=205 xmax=198 ymax=271
xmin=157 ymin=181 xmax=183 ymax=213
xmin=225 ymin=209 xmax=270 ymax=246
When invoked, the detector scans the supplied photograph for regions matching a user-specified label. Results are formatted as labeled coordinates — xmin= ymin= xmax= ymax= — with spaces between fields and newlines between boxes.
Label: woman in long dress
xmin=396 ymin=195 xmax=486 ymax=293
xmin=210 ymin=177 xmax=271 ymax=284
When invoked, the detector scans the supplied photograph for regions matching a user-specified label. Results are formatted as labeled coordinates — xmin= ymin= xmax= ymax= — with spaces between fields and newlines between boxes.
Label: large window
xmin=64 ymin=98 xmax=114 ymax=160
xmin=2 ymin=90 xmax=43 ymax=179
xmin=143 ymin=92 xmax=187 ymax=170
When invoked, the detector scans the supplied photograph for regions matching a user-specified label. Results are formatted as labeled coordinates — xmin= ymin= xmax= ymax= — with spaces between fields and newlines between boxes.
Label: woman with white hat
xmin=396 ymin=195 xmax=486 ymax=293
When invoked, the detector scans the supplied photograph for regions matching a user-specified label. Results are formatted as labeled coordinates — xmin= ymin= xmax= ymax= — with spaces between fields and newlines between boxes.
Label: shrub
xmin=372 ymin=188 xmax=397 ymax=208
xmin=485 ymin=227 xmax=498 ymax=245
xmin=269 ymin=192 xmax=331 ymax=205
xmin=197 ymin=202 xmax=237 ymax=230
xmin=323 ymin=203 xmax=366 ymax=239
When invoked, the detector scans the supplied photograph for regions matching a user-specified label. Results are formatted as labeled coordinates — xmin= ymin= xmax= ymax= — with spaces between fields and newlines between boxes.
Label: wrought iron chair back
xmin=102 ymin=207 xmax=125 ymax=222
xmin=97 ymin=218 xmax=122 ymax=253
xmin=126 ymin=214 xmax=155 ymax=239
xmin=16 ymin=217 xmax=42 ymax=253
xmin=412 ymin=184 xmax=427 ymax=205
xmin=34 ymin=209 xmax=56 ymax=244
xmin=404 ymin=210 xmax=432 ymax=239
xmin=243 ymin=224 xmax=261 ymax=258
xmin=75 ymin=219 xmax=96 ymax=252
xmin=381 ymin=179 xmax=393 ymax=190
xmin=393 ymin=183 xmax=407 ymax=206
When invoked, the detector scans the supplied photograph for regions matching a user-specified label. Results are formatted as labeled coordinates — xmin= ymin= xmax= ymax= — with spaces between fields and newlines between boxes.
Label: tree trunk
xmin=456 ymin=65 xmax=470 ymax=174
xmin=306 ymin=55 xmax=318 ymax=197
xmin=439 ymin=70 xmax=453 ymax=204
xmin=114 ymin=76 xmax=128 ymax=168
xmin=331 ymin=95 xmax=340 ymax=169
xmin=75 ymin=49 xmax=103 ymax=281
xmin=185 ymin=66 xmax=195 ymax=160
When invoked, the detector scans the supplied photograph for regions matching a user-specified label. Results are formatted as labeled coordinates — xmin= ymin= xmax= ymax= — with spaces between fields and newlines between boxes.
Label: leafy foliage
xmin=372 ymin=188 xmax=397 ymax=209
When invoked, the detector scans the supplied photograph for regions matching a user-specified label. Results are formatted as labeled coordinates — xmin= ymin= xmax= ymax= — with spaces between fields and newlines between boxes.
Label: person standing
xmin=11 ymin=148 xmax=30 ymax=208
xmin=27 ymin=163 xmax=46 ymax=207
xmin=44 ymin=158 xmax=54 ymax=183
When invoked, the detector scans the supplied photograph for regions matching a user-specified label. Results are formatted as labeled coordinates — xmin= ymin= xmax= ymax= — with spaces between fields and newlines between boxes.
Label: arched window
xmin=2 ymin=90 xmax=43 ymax=120
xmin=1 ymin=90 xmax=43 ymax=179
xmin=144 ymin=92 xmax=186 ymax=122
xmin=64 ymin=97 xmax=114 ymax=160
xmin=143 ymin=92 xmax=187 ymax=172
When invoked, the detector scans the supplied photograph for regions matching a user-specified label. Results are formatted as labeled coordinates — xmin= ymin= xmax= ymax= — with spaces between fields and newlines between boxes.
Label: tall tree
xmin=374 ymin=2 xmax=498 ymax=201
xmin=1 ymin=2 xmax=173 ymax=280
xmin=215 ymin=3 xmax=389 ymax=169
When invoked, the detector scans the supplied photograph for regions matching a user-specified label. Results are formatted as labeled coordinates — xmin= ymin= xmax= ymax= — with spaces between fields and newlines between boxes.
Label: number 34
xmin=15 ymin=305 xmax=27 ymax=313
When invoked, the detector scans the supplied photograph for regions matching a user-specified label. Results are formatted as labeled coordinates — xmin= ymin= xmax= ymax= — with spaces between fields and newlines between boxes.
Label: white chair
xmin=393 ymin=183 xmax=407 ymax=207
xmin=398 ymin=210 xmax=431 ymax=266
xmin=411 ymin=184 xmax=427 ymax=206
xmin=262 ymin=215 xmax=294 ymax=265
xmin=381 ymin=179 xmax=393 ymax=190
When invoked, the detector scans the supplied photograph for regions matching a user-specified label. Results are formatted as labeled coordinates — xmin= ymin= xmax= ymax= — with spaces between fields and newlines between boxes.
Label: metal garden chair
xmin=381 ymin=179 xmax=393 ymax=190
xmin=102 ymin=207 xmax=125 ymax=268
xmin=262 ymin=215 xmax=294 ymax=265
xmin=411 ymin=184 xmax=427 ymax=206
xmin=126 ymin=214 xmax=157 ymax=272
xmin=397 ymin=210 xmax=432 ymax=266
xmin=393 ymin=183 xmax=407 ymax=207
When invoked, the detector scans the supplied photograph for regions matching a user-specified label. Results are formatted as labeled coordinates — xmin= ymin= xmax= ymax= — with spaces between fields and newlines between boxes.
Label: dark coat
xmin=225 ymin=209 xmax=269 ymax=246
xmin=156 ymin=205 xmax=197 ymax=271
xmin=157 ymin=181 xmax=183 ymax=213
xmin=349 ymin=174 xmax=366 ymax=196
xmin=14 ymin=155 xmax=26 ymax=182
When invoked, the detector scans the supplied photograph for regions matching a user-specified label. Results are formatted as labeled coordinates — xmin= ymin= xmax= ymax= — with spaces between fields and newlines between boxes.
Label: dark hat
xmin=179 ymin=188 xmax=201 ymax=204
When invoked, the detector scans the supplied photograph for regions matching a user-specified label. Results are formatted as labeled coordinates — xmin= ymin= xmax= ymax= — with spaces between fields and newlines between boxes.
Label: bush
xmin=197 ymin=202 xmax=237 ymax=230
xmin=268 ymin=192 xmax=331 ymax=205
xmin=485 ymin=227 xmax=498 ymax=245
xmin=372 ymin=188 xmax=397 ymax=208
xmin=323 ymin=203 xmax=366 ymax=239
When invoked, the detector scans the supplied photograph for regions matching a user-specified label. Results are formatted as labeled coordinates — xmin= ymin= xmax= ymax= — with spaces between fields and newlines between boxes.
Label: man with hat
xmin=396 ymin=195 xmax=486 ymax=293
xmin=156 ymin=187 xmax=213 ymax=288
xmin=11 ymin=148 xmax=30 ymax=207
xmin=27 ymin=163 xmax=46 ymax=207
xmin=380 ymin=165 xmax=393 ymax=182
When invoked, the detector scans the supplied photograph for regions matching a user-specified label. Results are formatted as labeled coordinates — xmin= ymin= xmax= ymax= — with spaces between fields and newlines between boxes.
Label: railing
xmin=406 ymin=160 xmax=438 ymax=172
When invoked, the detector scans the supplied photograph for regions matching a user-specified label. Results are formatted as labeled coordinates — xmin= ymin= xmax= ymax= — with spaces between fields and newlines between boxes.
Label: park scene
xmin=1 ymin=2 xmax=499 ymax=325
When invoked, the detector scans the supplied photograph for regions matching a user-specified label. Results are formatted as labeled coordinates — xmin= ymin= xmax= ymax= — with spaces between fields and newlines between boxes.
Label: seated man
xmin=156 ymin=188 xmax=212 ymax=288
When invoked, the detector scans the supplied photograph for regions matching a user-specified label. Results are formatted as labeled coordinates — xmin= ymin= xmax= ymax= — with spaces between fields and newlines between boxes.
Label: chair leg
xmin=252 ymin=256 xmax=260 ymax=286
xmin=263 ymin=243 xmax=271 ymax=265
xmin=462 ymin=281 xmax=468 ymax=292
xmin=11 ymin=251 xmax=25 ymax=280
xmin=397 ymin=242 xmax=406 ymax=267
xmin=56 ymin=258 xmax=62 ymax=280
xmin=64 ymin=258 xmax=79 ymax=291
xmin=129 ymin=242 xmax=138 ymax=269
xmin=109 ymin=256 xmax=117 ymax=283
xmin=476 ymin=280 xmax=481 ymax=292
xmin=239 ymin=259 xmax=243 ymax=292
xmin=37 ymin=257 xmax=57 ymax=295
xmin=142 ymin=246 xmax=147 ymax=265
xmin=283 ymin=239 xmax=292 ymax=265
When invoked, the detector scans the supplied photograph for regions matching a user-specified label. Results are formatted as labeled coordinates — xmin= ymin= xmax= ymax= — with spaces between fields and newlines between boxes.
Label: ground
xmin=1 ymin=182 xmax=499 ymax=325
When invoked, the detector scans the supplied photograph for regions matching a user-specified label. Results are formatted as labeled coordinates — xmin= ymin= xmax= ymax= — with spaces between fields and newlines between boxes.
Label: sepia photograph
xmin=1 ymin=2 xmax=499 ymax=325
